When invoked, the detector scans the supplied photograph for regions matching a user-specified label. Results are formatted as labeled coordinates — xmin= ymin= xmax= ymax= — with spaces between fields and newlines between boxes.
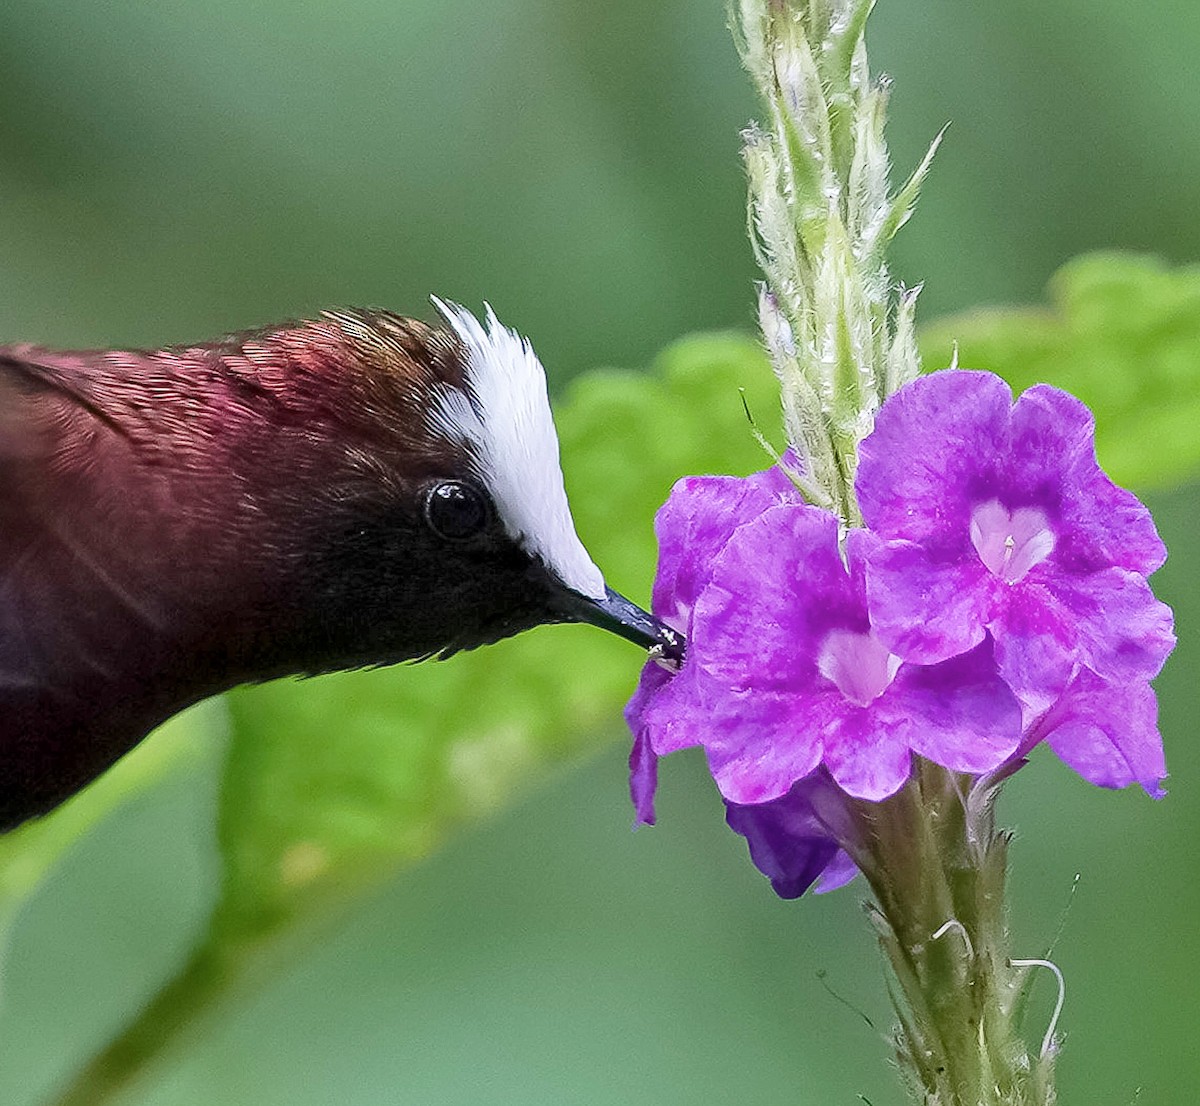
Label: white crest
xmin=429 ymin=298 xmax=606 ymax=601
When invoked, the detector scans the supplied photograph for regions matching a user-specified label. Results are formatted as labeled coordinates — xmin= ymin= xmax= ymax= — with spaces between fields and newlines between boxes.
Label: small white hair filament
xmin=1011 ymin=957 xmax=1065 ymax=1060
xmin=930 ymin=921 xmax=1064 ymax=1060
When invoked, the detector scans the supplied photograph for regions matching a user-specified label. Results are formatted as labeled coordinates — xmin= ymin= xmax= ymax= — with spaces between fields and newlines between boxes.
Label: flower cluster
xmin=627 ymin=370 xmax=1175 ymax=897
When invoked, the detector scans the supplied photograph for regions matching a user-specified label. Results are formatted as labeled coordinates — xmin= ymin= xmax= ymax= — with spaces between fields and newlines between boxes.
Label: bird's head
xmin=0 ymin=301 xmax=683 ymax=827
xmin=248 ymin=300 xmax=683 ymax=674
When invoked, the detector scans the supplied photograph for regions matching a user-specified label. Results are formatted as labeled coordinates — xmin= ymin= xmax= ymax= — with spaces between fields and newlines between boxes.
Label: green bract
xmin=734 ymin=0 xmax=939 ymax=517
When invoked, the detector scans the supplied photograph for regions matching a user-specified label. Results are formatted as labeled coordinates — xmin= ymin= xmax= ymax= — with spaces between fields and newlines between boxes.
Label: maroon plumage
xmin=0 ymin=309 xmax=678 ymax=829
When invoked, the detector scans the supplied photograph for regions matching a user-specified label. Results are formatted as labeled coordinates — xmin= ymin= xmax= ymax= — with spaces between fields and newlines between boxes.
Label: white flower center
xmin=969 ymin=499 xmax=1056 ymax=584
xmin=817 ymin=629 xmax=902 ymax=708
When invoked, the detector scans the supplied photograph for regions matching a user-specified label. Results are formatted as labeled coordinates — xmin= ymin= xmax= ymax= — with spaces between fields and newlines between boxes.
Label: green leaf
xmin=919 ymin=252 xmax=1200 ymax=491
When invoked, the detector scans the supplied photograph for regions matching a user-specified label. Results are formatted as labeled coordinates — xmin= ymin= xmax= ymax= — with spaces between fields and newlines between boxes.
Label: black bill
xmin=558 ymin=585 xmax=685 ymax=670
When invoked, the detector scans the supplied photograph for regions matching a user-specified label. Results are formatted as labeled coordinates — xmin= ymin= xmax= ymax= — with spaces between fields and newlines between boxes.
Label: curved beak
xmin=557 ymin=585 xmax=686 ymax=671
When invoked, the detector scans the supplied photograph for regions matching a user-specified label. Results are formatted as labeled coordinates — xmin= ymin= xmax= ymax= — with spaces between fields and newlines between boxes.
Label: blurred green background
xmin=1 ymin=1 xmax=1198 ymax=1103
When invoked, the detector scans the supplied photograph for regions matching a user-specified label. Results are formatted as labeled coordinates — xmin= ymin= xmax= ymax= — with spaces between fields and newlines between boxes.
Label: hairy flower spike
xmin=733 ymin=0 xmax=940 ymax=519
xmin=628 ymin=6 xmax=1175 ymax=1106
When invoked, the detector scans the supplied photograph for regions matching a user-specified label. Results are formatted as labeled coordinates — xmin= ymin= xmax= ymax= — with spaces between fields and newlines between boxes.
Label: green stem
xmin=41 ymin=868 xmax=391 ymax=1106
xmin=42 ymin=942 xmax=237 ymax=1106
xmin=840 ymin=764 xmax=1056 ymax=1106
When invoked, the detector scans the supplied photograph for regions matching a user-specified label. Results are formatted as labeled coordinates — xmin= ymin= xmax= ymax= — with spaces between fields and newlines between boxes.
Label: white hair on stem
xmin=1011 ymin=958 xmax=1065 ymax=1059
xmin=428 ymin=298 xmax=606 ymax=601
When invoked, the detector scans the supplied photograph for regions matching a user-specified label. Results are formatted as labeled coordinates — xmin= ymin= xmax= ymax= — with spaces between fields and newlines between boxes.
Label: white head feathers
xmin=428 ymin=299 xmax=606 ymax=602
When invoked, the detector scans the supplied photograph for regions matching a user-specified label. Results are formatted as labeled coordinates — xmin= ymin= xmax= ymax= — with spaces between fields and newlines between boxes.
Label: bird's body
xmin=0 ymin=305 xmax=679 ymax=829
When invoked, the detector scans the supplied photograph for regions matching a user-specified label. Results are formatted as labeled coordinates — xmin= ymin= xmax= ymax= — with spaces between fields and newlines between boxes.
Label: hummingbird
xmin=0 ymin=300 xmax=683 ymax=830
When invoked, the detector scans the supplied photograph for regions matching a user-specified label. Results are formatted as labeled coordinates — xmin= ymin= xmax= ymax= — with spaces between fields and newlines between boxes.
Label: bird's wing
xmin=0 ymin=349 xmax=182 ymax=826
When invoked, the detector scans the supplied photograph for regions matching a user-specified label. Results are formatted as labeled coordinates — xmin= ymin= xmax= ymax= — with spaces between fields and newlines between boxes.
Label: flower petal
xmin=1041 ymin=668 xmax=1167 ymax=797
xmin=1047 ymin=567 xmax=1176 ymax=685
xmin=724 ymin=805 xmax=841 ymax=900
xmin=820 ymin=707 xmax=914 ymax=800
xmin=625 ymin=664 xmax=670 ymax=826
xmin=1012 ymin=385 xmax=1166 ymax=576
xmin=857 ymin=370 xmax=1013 ymax=547
xmin=724 ymin=775 xmax=858 ymax=899
xmin=637 ymin=663 xmax=715 ymax=756
xmin=692 ymin=505 xmax=856 ymax=692
xmin=814 ymin=850 xmax=860 ymax=893
xmin=703 ymin=689 xmax=830 ymax=804
xmin=627 ymin=729 xmax=658 ymax=827
xmin=866 ymin=539 xmax=993 ymax=663
xmin=989 ymin=579 xmax=1079 ymax=710
xmin=652 ymin=467 xmax=801 ymax=620
xmin=881 ymin=640 xmax=1023 ymax=775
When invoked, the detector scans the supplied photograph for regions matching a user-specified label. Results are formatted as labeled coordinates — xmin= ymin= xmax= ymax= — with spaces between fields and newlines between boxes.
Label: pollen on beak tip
xmin=649 ymin=637 xmax=685 ymax=673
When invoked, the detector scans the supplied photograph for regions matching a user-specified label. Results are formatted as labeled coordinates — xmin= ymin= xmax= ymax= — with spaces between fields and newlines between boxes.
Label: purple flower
xmin=856 ymin=370 xmax=1175 ymax=714
xmin=627 ymin=371 xmax=1174 ymax=898
xmin=626 ymin=464 xmax=802 ymax=825
xmin=680 ymin=508 xmax=1021 ymax=803
xmin=1031 ymin=667 xmax=1167 ymax=797
xmin=628 ymin=483 xmax=1023 ymax=813
xmin=725 ymin=772 xmax=859 ymax=898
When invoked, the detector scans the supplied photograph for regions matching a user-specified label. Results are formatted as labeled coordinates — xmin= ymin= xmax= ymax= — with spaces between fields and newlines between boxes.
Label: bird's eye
xmin=423 ymin=480 xmax=491 ymax=541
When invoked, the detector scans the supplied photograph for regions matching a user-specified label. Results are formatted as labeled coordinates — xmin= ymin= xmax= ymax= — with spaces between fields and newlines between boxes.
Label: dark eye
xmin=423 ymin=480 xmax=490 ymax=541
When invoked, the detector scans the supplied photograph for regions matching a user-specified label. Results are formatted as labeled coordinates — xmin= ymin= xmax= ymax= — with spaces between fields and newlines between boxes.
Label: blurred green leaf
xmin=0 ymin=702 xmax=223 ymax=954
xmin=919 ymin=252 xmax=1200 ymax=491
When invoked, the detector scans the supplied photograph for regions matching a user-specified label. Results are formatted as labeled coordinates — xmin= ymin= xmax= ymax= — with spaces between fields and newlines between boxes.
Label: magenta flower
xmin=679 ymin=507 xmax=1021 ymax=804
xmin=724 ymin=772 xmax=859 ymax=898
xmin=628 ymin=484 xmax=1023 ymax=813
xmin=626 ymin=465 xmax=802 ymax=824
xmin=856 ymin=370 xmax=1175 ymax=713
